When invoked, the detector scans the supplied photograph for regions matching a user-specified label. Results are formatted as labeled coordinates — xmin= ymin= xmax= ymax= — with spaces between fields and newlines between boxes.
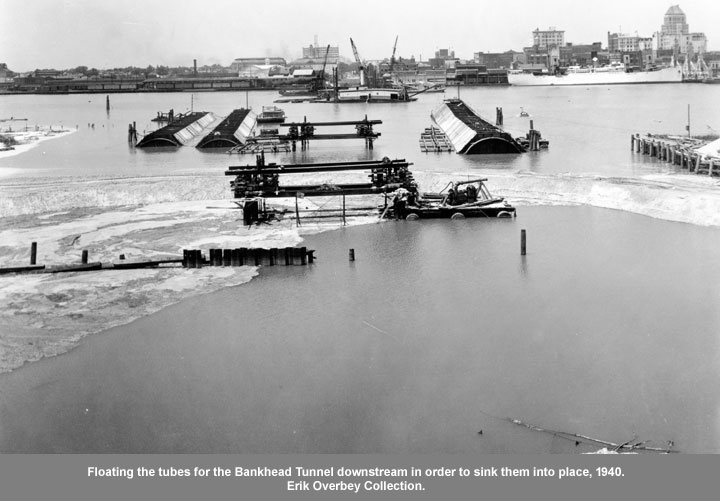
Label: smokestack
xmin=193 ymin=59 xmax=197 ymax=76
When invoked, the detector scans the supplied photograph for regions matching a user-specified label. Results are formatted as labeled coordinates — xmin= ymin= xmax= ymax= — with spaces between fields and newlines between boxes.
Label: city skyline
xmin=1 ymin=0 xmax=717 ymax=72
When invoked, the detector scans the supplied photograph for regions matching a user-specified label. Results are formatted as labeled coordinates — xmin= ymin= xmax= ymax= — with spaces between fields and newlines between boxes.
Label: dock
xmin=136 ymin=111 xmax=215 ymax=148
xmin=631 ymin=134 xmax=720 ymax=176
xmin=430 ymin=99 xmax=525 ymax=154
xmin=196 ymin=109 xmax=256 ymax=149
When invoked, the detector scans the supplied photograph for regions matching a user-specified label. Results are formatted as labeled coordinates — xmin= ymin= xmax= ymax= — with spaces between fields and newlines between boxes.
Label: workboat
xmin=336 ymin=86 xmax=416 ymax=102
xmin=383 ymin=178 xmax=515 ymax=219
xmin=256 ymin=106 xmax=286 ymax=123
xmin=507 ymin=64 xmax=683 ymax=86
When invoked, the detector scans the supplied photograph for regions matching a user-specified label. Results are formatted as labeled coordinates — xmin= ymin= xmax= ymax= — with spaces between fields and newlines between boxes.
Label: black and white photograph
xmin=1 ymin=0 xmax=719 ymax=478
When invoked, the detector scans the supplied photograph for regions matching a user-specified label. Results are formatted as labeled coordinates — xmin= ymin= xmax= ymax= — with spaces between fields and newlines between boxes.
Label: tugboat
xmin=383 ymin=178 xmax=515 ymax=220
xmin=257 ymin=106 xmax=286 ymax=123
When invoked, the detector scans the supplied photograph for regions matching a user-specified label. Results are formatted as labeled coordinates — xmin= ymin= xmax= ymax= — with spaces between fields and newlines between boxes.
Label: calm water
xmin=1 ymin=206 xmax=719 ymax=453
xmin=1 ymin=85 xmax=720 ymax=453
xmin=2 ymin=84 xmax=719 ymax=184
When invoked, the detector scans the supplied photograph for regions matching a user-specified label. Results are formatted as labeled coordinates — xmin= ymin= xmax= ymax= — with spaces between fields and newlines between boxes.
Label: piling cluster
xmin=182 ymin=247 xmax=314 ymax=268
xmin=632 ymin=134 xmax=719 ymax=176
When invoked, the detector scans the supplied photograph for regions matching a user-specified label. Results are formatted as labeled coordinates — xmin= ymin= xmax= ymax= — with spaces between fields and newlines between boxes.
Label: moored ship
xmin=508 ymin=64 xmax=683 ymax=86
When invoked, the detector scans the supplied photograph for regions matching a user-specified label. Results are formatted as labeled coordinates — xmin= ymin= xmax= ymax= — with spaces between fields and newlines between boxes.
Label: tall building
xmin=301 ymin=43 xmax=340 ymax=63
xmin=655 ymin=5 xmax=707 ymax=54
xmin=532 ymin=27 xmax=565 ymax=49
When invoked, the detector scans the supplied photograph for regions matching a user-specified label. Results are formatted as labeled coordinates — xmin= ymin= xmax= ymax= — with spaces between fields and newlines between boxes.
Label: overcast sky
xmin=1 ymin=0 xmax=717 ymax=71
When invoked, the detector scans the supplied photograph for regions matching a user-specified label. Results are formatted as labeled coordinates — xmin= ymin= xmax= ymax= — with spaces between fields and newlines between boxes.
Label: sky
xmin=1 ymin=0 xmax=718 ymax=72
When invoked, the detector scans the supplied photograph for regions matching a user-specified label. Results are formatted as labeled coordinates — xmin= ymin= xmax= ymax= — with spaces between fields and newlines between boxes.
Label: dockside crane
xmin=319 ymin=44 xmax=331 ymax=90
xmin=389 ymin=35 xmax=398 ymax=74
xmin=350 ymin=38 xmax=367 ymax=86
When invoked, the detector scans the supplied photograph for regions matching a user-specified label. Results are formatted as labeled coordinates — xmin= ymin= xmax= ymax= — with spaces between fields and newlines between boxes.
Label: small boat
xmin=519 ymin=107 xmax=530 ymax=117
xmin=384 ymin=178 xmax=516 ymax=219
xmin=257 ymin=106 xmax=286 ymax=123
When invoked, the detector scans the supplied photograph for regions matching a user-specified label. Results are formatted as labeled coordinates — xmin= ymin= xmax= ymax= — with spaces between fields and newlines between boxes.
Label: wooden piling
xmin=223 ymin=249 xmax=232 ymax=266
xmin=188 ymin=250 xmax=197 ymax=268
xmin=284 ymin=247 xmax=292 ymax=266
xmin=30 ymin=242 xmax=37 ymax=265
xmin=239 ymin=247 xmax=248 ymax=265
xmin=81 ymin=250 xmax=88 ymax=264
xmin=307 ymin=250 xmax=315 ymax=264
xmin=349 ymin=248 xmax=355 ymax=261
xmin=231 ymin=248 xmax=240 ymax=266
xmin=521 ymin=230 xmax=526 ymax=256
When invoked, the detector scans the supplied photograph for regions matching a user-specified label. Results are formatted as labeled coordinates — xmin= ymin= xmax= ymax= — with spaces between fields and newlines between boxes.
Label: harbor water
xmin=1 ymin=85 xmax=720 ymax=453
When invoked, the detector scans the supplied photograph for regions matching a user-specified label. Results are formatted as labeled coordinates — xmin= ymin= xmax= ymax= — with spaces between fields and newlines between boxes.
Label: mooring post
xmin=294 ymin=193 xmax=301 ymax=227
xmin=30 ymin=242 xmax=37 ymax=265
xmin=349 ymin=249 xmax=355 ymax=261
xmin=106 ymin=95 xmax=110 ymax=112
xmin=521 ymin=230 xmax=527 ymax=256
xmin=81 ymin=250 xmax=88 ymax=264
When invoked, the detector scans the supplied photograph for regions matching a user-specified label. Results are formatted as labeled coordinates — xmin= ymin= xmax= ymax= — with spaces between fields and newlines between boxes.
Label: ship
xmin=507 ymin=64 xmax=683 ymax=86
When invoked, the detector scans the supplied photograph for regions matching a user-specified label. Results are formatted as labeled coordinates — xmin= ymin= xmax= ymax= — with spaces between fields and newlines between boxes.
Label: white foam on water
xmin=2 ymin=169 xmax=720 ymax=373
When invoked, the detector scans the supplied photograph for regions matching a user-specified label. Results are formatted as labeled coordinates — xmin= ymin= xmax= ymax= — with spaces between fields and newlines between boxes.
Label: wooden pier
xmin=631 ymin=134 xmax=720 ymax=176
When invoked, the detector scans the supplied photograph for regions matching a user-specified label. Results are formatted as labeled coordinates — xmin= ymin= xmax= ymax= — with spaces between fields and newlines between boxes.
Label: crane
xmin=318 ymin=44 xmax=331 ymax=90
xmin=389 ymin=36 xmax=398 ymax=74
xmin=350 ymin=38 xmax=366 ymax=86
